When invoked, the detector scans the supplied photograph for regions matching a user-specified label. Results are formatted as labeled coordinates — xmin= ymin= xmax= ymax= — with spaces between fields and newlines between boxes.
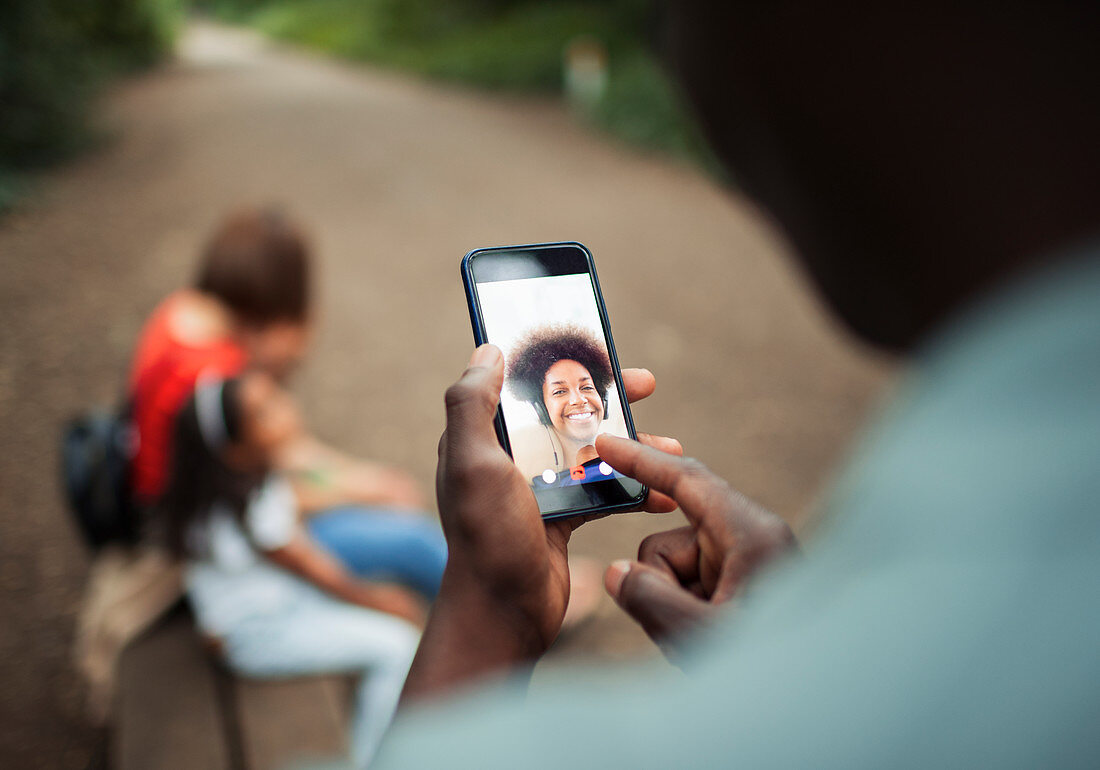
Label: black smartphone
xmin=462 ymin=241 xmax=648 ymax=520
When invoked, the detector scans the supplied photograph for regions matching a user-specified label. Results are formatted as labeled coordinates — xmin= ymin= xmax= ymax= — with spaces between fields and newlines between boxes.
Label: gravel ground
xmin=0 ymin=22 xmax=893 ymax=768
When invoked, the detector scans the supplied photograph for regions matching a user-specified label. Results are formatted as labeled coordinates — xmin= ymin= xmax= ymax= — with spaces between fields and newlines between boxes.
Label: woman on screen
xmin=507 ymin=324 xmax=614 ymax=477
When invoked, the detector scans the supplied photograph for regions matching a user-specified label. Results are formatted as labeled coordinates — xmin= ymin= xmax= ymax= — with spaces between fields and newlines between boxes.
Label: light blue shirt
xmin=380 ymin=246 xmax=1100 ymax=769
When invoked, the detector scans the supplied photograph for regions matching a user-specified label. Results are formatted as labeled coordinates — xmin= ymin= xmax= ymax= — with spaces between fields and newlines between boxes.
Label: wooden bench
xmin=114 ymin=609 xmax=351 ymax=770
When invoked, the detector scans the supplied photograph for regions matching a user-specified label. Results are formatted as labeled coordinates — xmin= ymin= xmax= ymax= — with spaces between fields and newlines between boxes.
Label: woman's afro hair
xmin=507 ymin=324 xmax=613 ymax=405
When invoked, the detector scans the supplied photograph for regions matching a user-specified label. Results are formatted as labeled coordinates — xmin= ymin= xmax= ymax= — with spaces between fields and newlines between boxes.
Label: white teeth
xmin=566 ymin=412 xmax=594 ymax=421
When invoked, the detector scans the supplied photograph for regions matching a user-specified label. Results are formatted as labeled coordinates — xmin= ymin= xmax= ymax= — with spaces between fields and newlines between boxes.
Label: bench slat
xmin=114 ymin=612 xmax=232 ymax=770
xmin=233 ymin=675 xmax=348 ymax=770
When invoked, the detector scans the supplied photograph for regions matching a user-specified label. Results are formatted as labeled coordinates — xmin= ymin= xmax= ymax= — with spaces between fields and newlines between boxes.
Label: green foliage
xmin=585 ymin=54 xmax=722 ymax=173
xmin=1 ymin=3 xmax=98 ymax=169
xmin=247 ymin=1 xmax=632 ymax=91
xmin=0 ymin=0 xmax=182 ymax=212
xmin=201 ymin=0 xmax=711 ymax=167
xmin=78 ymin=0 xmax=184 ymax=71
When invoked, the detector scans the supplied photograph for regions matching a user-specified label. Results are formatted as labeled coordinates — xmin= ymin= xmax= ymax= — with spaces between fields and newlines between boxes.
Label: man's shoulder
xmin=828 ymin=248 xmax=1100 ymax=545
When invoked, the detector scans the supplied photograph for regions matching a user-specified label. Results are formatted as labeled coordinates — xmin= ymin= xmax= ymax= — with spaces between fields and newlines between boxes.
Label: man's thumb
xmin=605 ymin=560 xmax=712 ymax=652
xmin=443 ymin=344 xmax=504 ymax=455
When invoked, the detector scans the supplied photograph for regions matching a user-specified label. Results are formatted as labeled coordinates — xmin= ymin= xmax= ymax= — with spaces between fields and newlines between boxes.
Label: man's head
xmin=664 ymin=2 xmax=1100 ymax=349
xmin=196 ymin=207 xmax=312 ymax=377
xmin=508 ymin=325 xmax=613 ymax=443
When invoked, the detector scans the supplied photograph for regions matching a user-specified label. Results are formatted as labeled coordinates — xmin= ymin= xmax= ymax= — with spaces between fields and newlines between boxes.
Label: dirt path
xmin=0 ymin=21 xmax=891 ymax=768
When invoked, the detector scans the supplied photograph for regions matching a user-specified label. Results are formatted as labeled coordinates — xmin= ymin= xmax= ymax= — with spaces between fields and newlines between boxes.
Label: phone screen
xmin=464 ymin=242 xmax=646 ymax=518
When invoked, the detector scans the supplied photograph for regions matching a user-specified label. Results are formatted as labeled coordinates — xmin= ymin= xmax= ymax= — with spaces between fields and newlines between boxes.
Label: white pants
xmin=217 ymin=591 xmax=420 ymax=768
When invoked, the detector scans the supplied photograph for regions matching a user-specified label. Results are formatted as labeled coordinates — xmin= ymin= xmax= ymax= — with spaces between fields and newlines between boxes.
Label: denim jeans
xmin=307 ymin=508 xmax=448 ymax=599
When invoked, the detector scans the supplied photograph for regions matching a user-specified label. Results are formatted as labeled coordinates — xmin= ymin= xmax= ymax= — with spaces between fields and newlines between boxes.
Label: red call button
xmin=569 ymin=465 xmax=586 ymax=481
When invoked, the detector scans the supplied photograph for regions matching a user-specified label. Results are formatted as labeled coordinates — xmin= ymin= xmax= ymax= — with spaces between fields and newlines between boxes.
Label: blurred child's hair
xmin=160 ymin=377 xmax=262 ymax=556
xmin=195 ymin=207 xmax=311 ymax=325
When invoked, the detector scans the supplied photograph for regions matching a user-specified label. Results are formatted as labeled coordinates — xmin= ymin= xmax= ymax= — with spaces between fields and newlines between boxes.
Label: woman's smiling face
xmin=542 ymin=359 xmax=604 ymax=444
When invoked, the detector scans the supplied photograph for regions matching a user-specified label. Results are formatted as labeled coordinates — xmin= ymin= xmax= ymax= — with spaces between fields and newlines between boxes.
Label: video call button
xmin=569 ymin=466 xmax=586 ymax=481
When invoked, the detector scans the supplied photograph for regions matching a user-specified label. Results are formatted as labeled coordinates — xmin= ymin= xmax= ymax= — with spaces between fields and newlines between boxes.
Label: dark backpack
xmin=61 ymin=406 xmax=139 ymax=550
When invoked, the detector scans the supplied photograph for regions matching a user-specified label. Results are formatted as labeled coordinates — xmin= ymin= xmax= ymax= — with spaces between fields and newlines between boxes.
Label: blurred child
xmin=75 ymin=207 xmax=445 ymax=722
xmin=163 ymin=372 xmax=421 ymax=768
xmin=128 ymin=206 xmax=423 ymax=514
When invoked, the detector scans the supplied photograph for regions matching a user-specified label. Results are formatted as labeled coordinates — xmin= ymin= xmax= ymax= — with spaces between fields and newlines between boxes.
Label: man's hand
xmin=597 ymin=435 xmax=796 ymax=658
xmin=401 ymin=345 xmax=679 ymax=703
